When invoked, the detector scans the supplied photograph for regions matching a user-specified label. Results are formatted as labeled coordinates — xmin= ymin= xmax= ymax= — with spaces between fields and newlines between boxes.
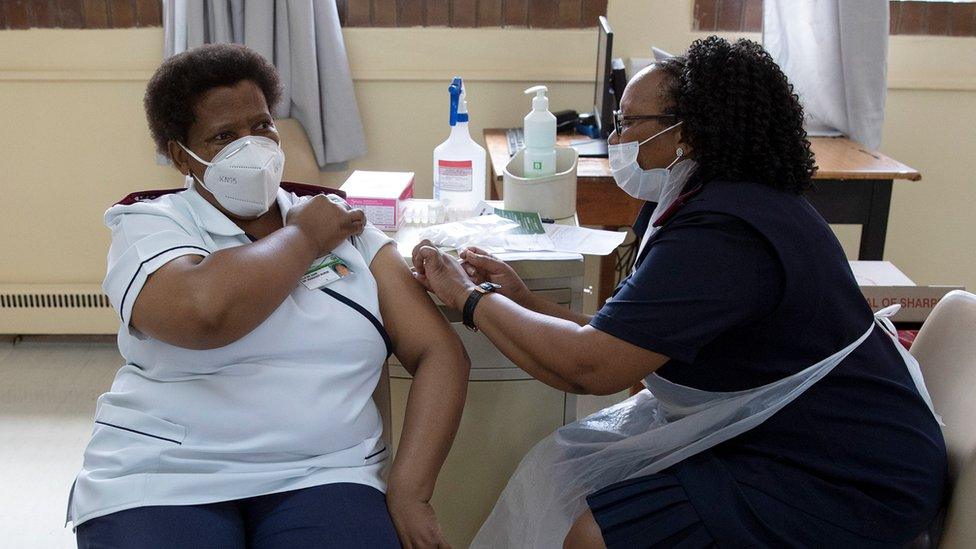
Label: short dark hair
xmin=659 ymin=36 xmax=816 ymax=193
xmin=144 ymin=43 xmax=283 ymax=155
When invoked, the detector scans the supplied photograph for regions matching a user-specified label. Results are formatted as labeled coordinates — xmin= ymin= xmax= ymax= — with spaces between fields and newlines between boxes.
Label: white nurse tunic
xmin=67 ymin=185 xmax=395 ymax=528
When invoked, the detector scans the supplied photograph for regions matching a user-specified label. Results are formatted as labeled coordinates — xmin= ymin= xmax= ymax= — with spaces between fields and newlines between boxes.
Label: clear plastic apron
xmin=471 ymin=305 xmax=942 ymax=548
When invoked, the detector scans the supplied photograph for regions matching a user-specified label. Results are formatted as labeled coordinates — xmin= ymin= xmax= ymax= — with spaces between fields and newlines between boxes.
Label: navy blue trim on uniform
xmin=320 ymin=287 xmax=394 ymax=359
xmin=94 ymin=421 xmax=183 ymax=445
xmin=242 ymin=233 xmax=393 ymax=358
xmin=364 ymin=447 xmax=387 ymax=461
xmin=119 ymin=245 xmax=211 ymax=321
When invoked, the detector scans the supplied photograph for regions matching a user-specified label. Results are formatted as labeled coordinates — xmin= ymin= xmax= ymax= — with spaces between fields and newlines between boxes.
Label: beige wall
xmin=1 ymin=0 xmax=974 ymax=298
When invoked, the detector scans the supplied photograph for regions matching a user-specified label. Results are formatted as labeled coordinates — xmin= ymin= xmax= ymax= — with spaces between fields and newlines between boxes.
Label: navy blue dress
xmin=587 ymin=180 xmax=947 ymax=548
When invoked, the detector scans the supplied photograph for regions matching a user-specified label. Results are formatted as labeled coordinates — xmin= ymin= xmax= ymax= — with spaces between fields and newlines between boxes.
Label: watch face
xmin=479 ymin=282 xmax=500 ymax=293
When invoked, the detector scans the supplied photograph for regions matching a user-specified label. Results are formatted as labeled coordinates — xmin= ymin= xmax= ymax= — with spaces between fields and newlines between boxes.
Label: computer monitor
xmin=571 ymin=16 xmax=627 ymax=156
xmin=594 ymin=16 xmax=615 ymax=139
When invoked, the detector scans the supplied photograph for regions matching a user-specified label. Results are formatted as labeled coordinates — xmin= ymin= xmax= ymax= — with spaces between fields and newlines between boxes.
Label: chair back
xmin=908 ymin=291 xmax=976 ymax=548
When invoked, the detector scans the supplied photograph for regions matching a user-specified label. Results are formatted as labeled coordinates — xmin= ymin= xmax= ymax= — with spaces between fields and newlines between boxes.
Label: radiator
xmin=0 ymin=284 xmax=118 ymax=334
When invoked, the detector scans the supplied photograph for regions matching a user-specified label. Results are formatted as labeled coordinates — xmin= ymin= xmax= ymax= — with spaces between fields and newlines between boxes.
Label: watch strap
xmin=462 ymin=289 xmax=488 ymax=331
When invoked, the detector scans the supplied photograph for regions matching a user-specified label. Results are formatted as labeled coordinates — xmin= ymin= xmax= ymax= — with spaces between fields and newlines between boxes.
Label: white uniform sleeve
xmin=350 ymin=222 xmax=395 ymax=265
xmin=101 ymin=204 xmax=211 ymax=331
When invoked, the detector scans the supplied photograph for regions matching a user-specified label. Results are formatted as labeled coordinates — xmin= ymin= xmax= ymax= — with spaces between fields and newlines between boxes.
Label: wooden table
xmin=484 ymin=129 xmax=921 ymax=305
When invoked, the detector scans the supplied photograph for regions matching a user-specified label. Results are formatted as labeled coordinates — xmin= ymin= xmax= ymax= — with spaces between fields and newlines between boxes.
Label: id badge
xmin=301 ymin=253 xmax=354 ymax=290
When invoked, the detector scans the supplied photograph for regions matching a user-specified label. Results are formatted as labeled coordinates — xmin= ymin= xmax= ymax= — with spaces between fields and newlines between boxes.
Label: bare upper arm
xmin=369 ymin=244 xmax=467 ymax=375
xmin=129 ymin=254 xmax=210 ymax=346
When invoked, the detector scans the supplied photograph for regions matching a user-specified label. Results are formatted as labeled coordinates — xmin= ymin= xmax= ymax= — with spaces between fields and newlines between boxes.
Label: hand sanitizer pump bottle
xmin=433 ymin=77 xmax=487 ymax=213
xmin=522 ymin=85 xmax=557 ymax=179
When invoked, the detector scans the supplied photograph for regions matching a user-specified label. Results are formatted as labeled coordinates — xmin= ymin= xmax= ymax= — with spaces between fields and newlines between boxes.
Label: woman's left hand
xmin=411 ymin=240 xmax=476 ymax=310
xmin=387 ymin=494 xmax=451 ymax=548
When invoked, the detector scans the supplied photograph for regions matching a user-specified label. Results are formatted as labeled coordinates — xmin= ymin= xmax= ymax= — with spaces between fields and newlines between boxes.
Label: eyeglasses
xmin=613 ymin=110 xmax=677 ymax=136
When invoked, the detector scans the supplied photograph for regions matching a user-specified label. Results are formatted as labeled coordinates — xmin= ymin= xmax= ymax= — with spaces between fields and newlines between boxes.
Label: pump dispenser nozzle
xmin=522 ymin=85 xmax=557 ymax=178
xmin=524 ymin=85 xmax=549 ymax=111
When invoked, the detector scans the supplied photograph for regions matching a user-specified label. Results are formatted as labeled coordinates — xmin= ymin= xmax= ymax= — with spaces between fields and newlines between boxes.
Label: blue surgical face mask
xmin=608 ymin=121 xmax=683 ymax=202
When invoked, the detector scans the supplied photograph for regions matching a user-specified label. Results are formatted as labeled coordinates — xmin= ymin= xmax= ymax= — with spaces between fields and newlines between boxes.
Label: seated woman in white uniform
xmin=67 ymin=44 xmax=470 ymax=548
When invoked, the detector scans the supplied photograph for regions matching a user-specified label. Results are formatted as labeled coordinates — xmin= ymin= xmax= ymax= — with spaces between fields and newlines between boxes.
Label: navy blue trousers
xmin=76 ymin=483 xmax=401 ymax=549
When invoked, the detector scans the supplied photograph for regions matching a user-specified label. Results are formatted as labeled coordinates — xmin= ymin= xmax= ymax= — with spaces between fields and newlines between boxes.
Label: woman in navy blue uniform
xmin=413 ymin=37 xmax=947 ymax=548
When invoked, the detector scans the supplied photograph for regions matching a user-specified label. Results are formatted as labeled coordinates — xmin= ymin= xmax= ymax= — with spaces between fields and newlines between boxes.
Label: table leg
xmin=858 ymin=179 xmax=893 ymax=260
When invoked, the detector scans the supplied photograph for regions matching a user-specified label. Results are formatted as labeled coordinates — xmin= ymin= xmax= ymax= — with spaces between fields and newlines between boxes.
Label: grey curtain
xmin=162 ymin=0 xmax=366 ymax=169
xmin=763 ymin=0 xmax=889 ymax=149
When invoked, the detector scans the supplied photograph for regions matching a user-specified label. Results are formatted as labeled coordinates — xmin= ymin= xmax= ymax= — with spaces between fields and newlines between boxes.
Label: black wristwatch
xmin=462 ymin=282 xmax=502 ymax=332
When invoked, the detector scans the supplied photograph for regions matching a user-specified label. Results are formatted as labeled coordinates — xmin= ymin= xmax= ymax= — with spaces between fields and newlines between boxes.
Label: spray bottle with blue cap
xmin=433 ymin=77 xmax=487 ymax=213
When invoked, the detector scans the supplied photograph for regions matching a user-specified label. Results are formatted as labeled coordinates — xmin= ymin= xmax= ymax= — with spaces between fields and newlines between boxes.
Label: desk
xmin=485 ymin=129 xmax=921 ymax=305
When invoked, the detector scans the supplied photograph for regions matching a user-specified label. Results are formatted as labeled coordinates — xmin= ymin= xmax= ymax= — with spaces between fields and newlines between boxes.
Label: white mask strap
xmin=637 ymin=121 xmax=684 ymax=147
xmin=665 ymin=147 xmax=685 ymax=170
xmin=177 ymin=142 xmax=213 ymax=167
xmin=177 ymin=143 xmax=211 ymax=192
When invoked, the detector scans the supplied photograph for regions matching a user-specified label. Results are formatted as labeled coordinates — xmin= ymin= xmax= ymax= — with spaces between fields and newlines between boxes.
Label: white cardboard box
xmin=340 ymin=171 xmax=414 ymax=230
xmin=850 ymin=261 xmax=964 ymax=323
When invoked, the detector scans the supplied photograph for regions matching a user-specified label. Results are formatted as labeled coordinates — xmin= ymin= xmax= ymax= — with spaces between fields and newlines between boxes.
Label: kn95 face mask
xmin=180 ymin=135 xmax=285 ymax=218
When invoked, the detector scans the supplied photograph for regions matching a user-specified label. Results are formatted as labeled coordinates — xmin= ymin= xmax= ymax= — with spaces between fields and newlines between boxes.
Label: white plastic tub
xmin=502 ymin=146 xmax=578 ymax=219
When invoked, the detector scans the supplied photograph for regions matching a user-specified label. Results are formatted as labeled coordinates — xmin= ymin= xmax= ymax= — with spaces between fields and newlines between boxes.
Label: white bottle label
xmin=437 ymin=160 xmax=473 ymax=192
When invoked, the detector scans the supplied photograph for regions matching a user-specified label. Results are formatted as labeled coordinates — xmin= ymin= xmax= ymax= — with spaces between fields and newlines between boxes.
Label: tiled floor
xmin=0 ymin=337 xmax=120 ymax=549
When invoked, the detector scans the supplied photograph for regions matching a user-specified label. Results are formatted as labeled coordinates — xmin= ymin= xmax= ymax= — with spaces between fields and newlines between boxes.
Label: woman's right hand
xmin=285 ymin=194 xmax=366 ymax=256
xmin=387 ymin=495 xmax=451 ymax=549
xmin=458 ymin=246 xmax=531 ymax=306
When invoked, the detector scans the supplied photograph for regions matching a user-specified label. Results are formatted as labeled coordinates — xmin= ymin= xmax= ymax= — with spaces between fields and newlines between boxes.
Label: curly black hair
xmin=144 ymin=43 xmax=283 ymax=155
xmin=659 ymin=36 xmax=816 ymax=193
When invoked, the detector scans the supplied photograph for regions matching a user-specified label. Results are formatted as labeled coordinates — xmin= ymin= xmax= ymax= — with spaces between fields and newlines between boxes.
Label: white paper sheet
xmin=849 ymin=261 xmax=915 ymax=286
xmin=544 ymin=225 xmax=627 ymax=256
xmin=495 ymin=251 xmax=583 ymax=261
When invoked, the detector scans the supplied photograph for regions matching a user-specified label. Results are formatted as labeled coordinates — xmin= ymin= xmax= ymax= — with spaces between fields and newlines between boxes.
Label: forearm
xmin=471 ymin=294 xmax=593 ymax=393
xmin=388 ymin=347 xmax=469 ymax=502
xmin=520 ymin=291 xmax=592 ymax=326
xmin=413 ymin=243 xmax=663 ymax=396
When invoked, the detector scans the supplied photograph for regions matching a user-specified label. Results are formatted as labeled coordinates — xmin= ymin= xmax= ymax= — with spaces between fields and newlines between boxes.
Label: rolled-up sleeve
xmin=351 ymin=223 xmax=395 ymax=265
xmin=102 ymin=206 xmax=211 ymax=329
xmin=590 ymin=212 xmax=783 ymax=364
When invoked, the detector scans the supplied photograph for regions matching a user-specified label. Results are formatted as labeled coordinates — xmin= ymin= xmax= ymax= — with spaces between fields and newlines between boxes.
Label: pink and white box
xmin=339 ymin=170 xmax=414 ymax=231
